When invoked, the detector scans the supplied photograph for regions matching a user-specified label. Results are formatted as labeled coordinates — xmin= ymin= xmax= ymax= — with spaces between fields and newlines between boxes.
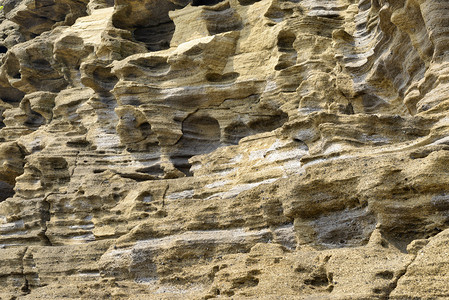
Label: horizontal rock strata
xmin=1 ymin=0 xmax=449 ymax=298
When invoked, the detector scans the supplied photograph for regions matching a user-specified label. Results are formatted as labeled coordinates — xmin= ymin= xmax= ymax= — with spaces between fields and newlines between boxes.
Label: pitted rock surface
xmin=1 ymin=0 xmax=449 ymax=298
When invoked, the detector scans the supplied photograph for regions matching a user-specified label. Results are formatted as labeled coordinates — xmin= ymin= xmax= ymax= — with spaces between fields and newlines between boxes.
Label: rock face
xmin=1 ymin=0 xmax=449 ymax=298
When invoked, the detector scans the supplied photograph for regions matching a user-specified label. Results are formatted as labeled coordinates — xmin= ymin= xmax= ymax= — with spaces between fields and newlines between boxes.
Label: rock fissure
xmin=384 ymin=258 xmax=415 ymax=300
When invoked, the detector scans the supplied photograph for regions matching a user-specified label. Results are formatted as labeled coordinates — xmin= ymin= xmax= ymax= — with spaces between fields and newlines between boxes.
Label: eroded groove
xmin=1 ymin=0 xmax=449 ymax=298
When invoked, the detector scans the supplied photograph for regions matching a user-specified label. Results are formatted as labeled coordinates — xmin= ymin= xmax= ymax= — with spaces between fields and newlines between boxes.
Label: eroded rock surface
xmin=1 ymin=0 xmax=449 ymax=298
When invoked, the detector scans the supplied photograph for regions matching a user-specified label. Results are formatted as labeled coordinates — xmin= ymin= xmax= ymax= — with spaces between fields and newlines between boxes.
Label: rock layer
xmin=1 ymin=0 xmax=449 ymax=299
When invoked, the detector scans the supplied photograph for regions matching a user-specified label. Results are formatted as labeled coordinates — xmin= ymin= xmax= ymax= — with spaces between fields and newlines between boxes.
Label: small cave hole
xmin=0 ymin=46 xmax=7 ymax=53
xmin=24 ymin=111 xmax=45 ymax=127
xmin=375 ymin=271 xmax=394 ymax=280
xmin=0 ymin=181 xmax=15 ymax=202
xmin=275 ymin=31 xmax=297 ymax=70
xmin=133 ymin=22 xmax=175 ymax=51
xmin=277 ymin=31 xmax=296 ymax=50
xmin=138 ymin=122 xmax=151 ymax=131
xmin=275 ymin=62 xmax=293 ymax=71
xmin=171 ymin=114 xmax=221 ymax=176
xmin=0 ymin=87 xmax=25 ymax=103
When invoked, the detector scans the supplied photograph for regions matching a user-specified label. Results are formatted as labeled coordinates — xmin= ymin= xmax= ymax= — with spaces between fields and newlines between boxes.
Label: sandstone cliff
xmin=1 ymin=0 xmax=449 ymax=299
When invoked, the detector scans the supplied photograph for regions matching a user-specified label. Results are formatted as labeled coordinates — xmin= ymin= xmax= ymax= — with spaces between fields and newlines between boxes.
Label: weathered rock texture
xmin=1 ymin=0 xmax=449 ymax=298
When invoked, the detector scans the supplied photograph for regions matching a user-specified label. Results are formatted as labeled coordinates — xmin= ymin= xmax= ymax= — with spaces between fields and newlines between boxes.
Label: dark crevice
xmin=0 ymin=106 xmax=6 ymax=128
xmin=375 ymin=270 xmax=394 ymax=280
xmin=238 ymin=0 xmax=262 ymax=6
xmin=38 ymin=199 xmax=52 ymax=246
xmin=275 ymin=30 xmax=297 ymax=71
xmin=171 ymin=114 xmax=221 ymax=176
xmin=0 ymin=46 xmax=8 ymax=53
xmin=277 ymin=31 xmax=296 ymax=49
xmin=206 ymin=72 xmax=239 ymax=83
xmin=112 ymin=0 xmax=182 ymax=53
xmin=24 ymin=111 xmax=46 ymax=127
xmin=0 ymin=86 xmax=25 ymax=103
xmin=382 ymin=229 xmax=429 ymax=254
xmin=381 ymin=258 xmax=417 ymax=299
xmin=192 ymin=0 xmax=225 ymax=6
xmin=21 ymin=278 xmax=31 ymax=294
xmin=116 ymin=172 xmax=159 ymax=182
xmin=133 ymin=21 xmax=175 ymax=51
xmin=21 ymin=100 xmax=46 ymax=128
xmin=322 ymin=14 xmax=343 ymax=20
xmin=136 ymin=165 xmax=165 ymax=177
xmin=66 ymin=139 xmax=91 ymax=148
xmin=0 ymin=181 xmax=15 ymax=202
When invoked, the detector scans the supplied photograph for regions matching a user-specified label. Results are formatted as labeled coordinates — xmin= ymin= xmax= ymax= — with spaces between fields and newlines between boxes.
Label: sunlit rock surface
xmin=1 ymin=0 xmax=449 ymax=298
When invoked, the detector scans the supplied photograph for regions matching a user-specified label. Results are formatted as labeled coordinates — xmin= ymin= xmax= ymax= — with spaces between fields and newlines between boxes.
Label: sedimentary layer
xmin=1 ymin=0 xmax=449 ymax=298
